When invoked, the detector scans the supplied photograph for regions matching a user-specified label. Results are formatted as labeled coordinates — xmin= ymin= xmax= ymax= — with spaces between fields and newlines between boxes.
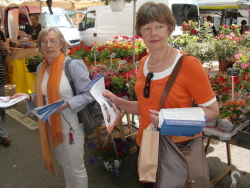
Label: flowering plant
xmin=214 ymin=39 xmax=238 ymax=62
xmin=88 ymin=137 xmax=132 ymax=174
xmin=209 ymin=73 xmax=250 ymax=104
xmin=89 ymin=61 xmax=136 ymax=94
xmin=25 ymin=54 xmax=44 ymax=72
xmin=25 ymin=54 xmax=44 ymax=66
xmin=68 ymin=44 xmax=91 ymax=59
xmin=219 ymin=23 xmax=241 ymax=37
xmin=183 ymin=39 xmax=216 ymax=63
xmin=126 ymin=76 xmax=137 ymax=101
xmin=233 ymin=51 xmax=250 ymax=73
xmin=182 ymin=20 xmax=199 ymax=35
xmin=219 ymin=100 xmax=246 ymax=125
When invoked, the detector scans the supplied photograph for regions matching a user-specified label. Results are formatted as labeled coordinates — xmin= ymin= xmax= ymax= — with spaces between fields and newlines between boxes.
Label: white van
xmin=4 ymin=6 xmax=80 ymax=47
xmin=78 ymin=0 xmax=200 ymax=46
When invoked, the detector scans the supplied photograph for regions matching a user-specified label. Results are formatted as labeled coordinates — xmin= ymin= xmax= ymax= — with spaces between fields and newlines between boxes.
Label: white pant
xmin=49 ymin=111 xmax=88 ymax=188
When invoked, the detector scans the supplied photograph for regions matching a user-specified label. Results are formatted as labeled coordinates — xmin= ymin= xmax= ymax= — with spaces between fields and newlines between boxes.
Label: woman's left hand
xmin=149 ymin=109 xmax=159 ymax=127
xmin=54 ymin=101 xmax=70 ymax=114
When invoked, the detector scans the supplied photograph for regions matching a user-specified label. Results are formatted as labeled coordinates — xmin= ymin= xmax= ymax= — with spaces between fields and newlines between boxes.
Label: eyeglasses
xmin=143 ymin=72 xmax=154 ymax=98
xmin=40 ymin=40 xmax=58 ymax=46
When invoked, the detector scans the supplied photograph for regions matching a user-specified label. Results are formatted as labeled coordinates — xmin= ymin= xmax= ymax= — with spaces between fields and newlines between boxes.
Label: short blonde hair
xmin=135 ymin=1 xmax=176 ymax=37
xmin=37 ymin=27 xmax=68 ymax=55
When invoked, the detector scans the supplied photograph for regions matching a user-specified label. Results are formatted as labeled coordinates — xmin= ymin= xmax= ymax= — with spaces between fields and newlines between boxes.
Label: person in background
xmin=240 ymin=20 xmax=248 ymax=35
xmin=26 ymin=14 xmax=42 ymax=42
xmin=11 ymin=27 xmax=93 ymax=187
xmin=103 ymin=2 xmax=219 ymax=188
xmin=206 ymin=15 xmax=216 ymax=36
xmin=0 ymin=17 xmax=11 ymax=146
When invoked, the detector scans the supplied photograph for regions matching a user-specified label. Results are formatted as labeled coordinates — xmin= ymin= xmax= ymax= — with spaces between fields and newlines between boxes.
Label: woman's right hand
xmin=10 ymin=93 xmax=30 ymax=101
xmin=102 ymin=90 xmax=119 ymax=106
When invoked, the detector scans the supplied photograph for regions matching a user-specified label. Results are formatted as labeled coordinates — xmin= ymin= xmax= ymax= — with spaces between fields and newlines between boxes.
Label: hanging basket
xmin=103 ymin=159 xmax=122 ymax=171
xmin=109 ymin=0 xmax=125 ymax=12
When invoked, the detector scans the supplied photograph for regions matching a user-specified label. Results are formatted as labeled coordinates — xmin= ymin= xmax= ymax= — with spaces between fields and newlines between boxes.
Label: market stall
xmin=6 ymin=47 xmax=39 ymax=93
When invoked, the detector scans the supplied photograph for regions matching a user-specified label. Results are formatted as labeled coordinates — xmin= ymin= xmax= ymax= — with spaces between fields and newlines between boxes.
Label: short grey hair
xmin=37 ymin=27 xmax=68 ymax=55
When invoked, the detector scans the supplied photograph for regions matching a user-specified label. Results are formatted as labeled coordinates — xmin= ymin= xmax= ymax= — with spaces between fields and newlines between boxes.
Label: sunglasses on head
xmin=143 ymin=72 xmax=154 ymax=98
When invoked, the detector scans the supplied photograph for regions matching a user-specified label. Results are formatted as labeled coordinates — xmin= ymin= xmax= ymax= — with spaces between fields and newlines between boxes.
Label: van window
xmin=172 ymin=4 xmax=199 ymax=26
xmin=79 ymin=11 xmax=95 ymax=31
xmin=19 ymin=13 xmax=30 ymax=31
xmin=41 ymin=13 xmax=74 ymax=28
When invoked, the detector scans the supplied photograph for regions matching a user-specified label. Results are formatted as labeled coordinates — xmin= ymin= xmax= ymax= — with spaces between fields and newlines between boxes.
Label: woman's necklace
xmin=148 ymin=46 xmax=171 ymax=68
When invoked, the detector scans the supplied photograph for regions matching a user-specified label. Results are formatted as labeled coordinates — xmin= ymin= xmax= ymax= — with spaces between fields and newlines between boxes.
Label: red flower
xmin=98 ymin=146 xmax=103 ymax=150
xmin=105 ymin=146 xmax=111 ymax=151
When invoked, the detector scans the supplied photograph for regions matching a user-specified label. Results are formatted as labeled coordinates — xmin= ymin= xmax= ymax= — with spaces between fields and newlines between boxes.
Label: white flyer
xmin=88 ymin=72 xmax=121 ymax=134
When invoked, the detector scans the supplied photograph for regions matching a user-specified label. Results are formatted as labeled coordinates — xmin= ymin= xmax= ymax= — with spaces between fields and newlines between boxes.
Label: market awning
xmin=198 ymin=0 xmax=250 ymax=9
xmin=0 ymin=0 xmax=104 ymax=10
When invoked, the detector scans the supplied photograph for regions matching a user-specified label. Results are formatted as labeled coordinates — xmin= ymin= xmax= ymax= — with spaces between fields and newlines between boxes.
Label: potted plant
xmin=126 ymin=76 xmax=137 ymax=101
xmin=68 ymin=44 xmax=91 ymax=60
xmin=101 ymin=0 xmax=133 ymax=12
xmin=110 ymin=75 xmax=125 ymax=96
xmin=88 ymin=137 xmax=132 ymax=174
xmin=25 ymin=54 xmax=44 ymax=72
xmin=217 ymin=100 xmax=246 ymax=132
xmin=233 ymin=51 xmax=250 ymax=73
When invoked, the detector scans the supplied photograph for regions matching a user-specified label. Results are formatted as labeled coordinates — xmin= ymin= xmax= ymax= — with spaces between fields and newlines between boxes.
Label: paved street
xmin=0 ymin=102 xmax=249 ymax=188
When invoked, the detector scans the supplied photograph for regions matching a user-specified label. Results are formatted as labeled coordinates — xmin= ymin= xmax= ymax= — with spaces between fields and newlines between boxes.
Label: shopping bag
xmin=138 ymin=130 xmax=159 ymax=183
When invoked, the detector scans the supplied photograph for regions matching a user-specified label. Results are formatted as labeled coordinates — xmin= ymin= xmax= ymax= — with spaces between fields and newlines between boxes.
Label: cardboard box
xmin=5 ymin=84 xmax=16 ymax=96
xmin=9 ymin=47 xmax=39 ymax=60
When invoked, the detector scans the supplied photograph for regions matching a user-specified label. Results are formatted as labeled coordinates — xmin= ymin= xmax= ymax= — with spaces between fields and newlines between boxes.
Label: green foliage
xmin=25 ymin=54 xmax=44 ymax=66
xmin=110 ymin=76 xmax=125 ymax=94
xmin=219 ymin=100 xmax=246 ymax=125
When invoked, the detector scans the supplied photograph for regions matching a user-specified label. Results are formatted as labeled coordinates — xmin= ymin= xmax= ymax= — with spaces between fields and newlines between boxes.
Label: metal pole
xmin=132 ymin=0 xmax=136 ymax=64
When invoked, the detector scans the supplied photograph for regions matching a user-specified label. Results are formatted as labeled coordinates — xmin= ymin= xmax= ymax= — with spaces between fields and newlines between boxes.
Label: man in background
xmin=206 ymin=16 xmax=217 ymax=36
xmin=0 ymin=18 xmax=11 ymax=146
xmin=26 ymin=14 xmax=42 ymax=42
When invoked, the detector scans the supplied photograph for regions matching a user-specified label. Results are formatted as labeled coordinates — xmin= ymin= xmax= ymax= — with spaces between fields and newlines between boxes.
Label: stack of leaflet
xmin=22 ymin=100 xmax=65 ymax=122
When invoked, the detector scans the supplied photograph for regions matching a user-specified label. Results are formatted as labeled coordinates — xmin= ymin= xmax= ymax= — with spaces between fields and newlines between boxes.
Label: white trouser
xmin=49 ymin=111 xmax=88 ymax=188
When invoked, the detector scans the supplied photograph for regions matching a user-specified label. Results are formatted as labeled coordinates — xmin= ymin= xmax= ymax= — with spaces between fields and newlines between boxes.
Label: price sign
xmin=197 ymin=39 xmax=202 ymax=43
xmin=222 ymin=41 xmax=228 ymax=45
xmin=227 ymin=68 xmax=240 ymax=76
xmin=94 ymin=50 xmax=99 ymax=55
xmin=135 ymin=61 xmax=140 ymax=66
xmin=110 ymin=53 xmax=116 ymax=58
xmin=118 ymin=60 xmax=127 ymax=64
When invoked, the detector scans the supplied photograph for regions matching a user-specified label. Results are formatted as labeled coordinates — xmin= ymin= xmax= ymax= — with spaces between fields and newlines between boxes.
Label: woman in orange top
xmin=103 ymin=2 xmax=219 ymax=187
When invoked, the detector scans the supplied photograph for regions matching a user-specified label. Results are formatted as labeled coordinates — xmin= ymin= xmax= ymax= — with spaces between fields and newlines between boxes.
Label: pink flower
xmin=241 ymin=63 xmax=249 ymax=69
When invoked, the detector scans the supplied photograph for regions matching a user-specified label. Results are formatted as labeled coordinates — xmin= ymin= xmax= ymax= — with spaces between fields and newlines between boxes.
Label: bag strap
xmin=64 ymin=58 xmax=83 ymax=123
xmin=159 ymin=54 xmax=196 ymax=187
xmin=159 ymin=54 xmax=190 ymax=109
xmin=179 ymin=147 xmax=196 ymax=187
xmin=64 ymin=58 xmax=77 ymax=96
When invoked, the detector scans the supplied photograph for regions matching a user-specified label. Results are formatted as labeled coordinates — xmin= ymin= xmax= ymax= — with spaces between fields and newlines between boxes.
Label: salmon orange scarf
xmin=36 ymin=52 xmax=65 ymax=174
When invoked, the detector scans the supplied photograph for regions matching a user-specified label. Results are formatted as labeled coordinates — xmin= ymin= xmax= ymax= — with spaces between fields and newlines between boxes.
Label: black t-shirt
xmin=0 ymin=30 xmax=6 ymax=86
xmin=29 ymin=24 xmax=42 ymax=40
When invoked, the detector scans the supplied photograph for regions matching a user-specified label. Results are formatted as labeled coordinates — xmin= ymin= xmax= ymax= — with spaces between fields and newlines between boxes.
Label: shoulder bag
xmin=155 ymin=54 xmax=211 ymax=188
xmin=64 ymin=59 xmax=104 ymax=135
